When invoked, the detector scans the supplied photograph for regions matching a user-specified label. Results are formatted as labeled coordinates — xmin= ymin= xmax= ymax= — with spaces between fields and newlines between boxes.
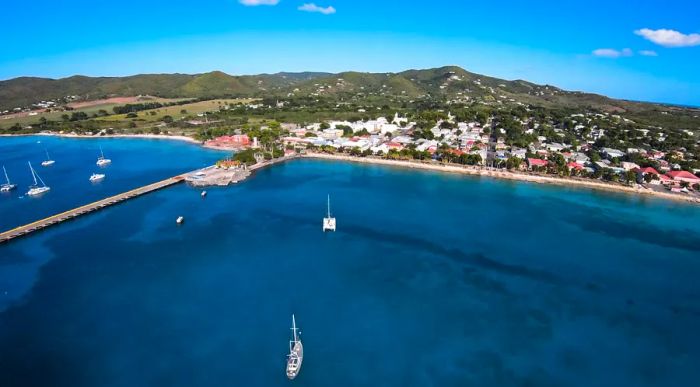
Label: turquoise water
xmin=1 ymin=138 xmax=700 ymax=386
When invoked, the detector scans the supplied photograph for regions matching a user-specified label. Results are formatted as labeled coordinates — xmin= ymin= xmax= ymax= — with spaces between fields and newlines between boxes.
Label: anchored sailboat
xmin=96 ymin=146 xmax=112 ymax=166
xmin=27 ymin=161 xmax=50 ymax=196
xmin=41 ymin=149 xmax=55 ymax=166
xmin=286 ymin=314 xmax=303 ymax=380
xmin=1 ymin=166 xmax=17 ymax=192
xmin=323 ymin=195 xmax=336 ymax=232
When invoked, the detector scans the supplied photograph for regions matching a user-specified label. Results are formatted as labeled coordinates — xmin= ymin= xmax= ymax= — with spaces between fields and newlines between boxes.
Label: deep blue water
xmin=1 ymin=138 xmax=700 ymax=387
xmin=0 ymin=135 xmax=226 ymax=232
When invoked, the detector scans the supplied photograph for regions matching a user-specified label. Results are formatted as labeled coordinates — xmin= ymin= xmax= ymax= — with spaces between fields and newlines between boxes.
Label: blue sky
xmin=2 ymin=0 xmax=699 ymax=105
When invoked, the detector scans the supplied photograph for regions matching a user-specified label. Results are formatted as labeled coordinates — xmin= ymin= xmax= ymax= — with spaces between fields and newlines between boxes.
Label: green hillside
xmin=0 ymin=66 xmax=696 ymax=119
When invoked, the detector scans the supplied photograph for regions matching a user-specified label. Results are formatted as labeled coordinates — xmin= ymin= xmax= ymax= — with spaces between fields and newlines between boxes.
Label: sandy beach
xmin=301 ymin=153 xmax=700 ymax=206
xmin=0 ymin=132 xmax=202 ymax=145
xmin=2 ymin=132 xmax=697 ymax=205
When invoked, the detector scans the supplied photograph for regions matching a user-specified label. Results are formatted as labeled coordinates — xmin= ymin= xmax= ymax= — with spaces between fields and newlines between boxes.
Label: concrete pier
xmin=0 ymin=175 xmax=185 ymax=244
xmin=0 ymin=154 xmax=300 ymax=244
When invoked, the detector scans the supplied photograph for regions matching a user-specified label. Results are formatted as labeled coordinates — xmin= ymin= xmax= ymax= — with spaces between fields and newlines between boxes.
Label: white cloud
xmin=634 ymin=28 xmax=700 ymax=48
xmin=639 ymin=50 xmax=658 ymax=57
xmin=298 ymin=3 xmax=336 ymax=14
xmin=592 ymin=48 xmax=633 ymax=58
xmin=239 ymin=0 xmax=279 ymax=6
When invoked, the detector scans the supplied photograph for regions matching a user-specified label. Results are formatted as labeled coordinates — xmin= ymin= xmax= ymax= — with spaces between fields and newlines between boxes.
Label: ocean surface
xmin=1 ymin=137 xmax=700 ymax=387
xmin=0 ymin=135 xmax=226 ymax=232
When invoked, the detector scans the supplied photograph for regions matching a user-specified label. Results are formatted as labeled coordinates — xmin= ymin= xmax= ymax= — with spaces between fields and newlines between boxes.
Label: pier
xmin=0 ymin=154 xmax=300 ymax=244
xmin=0 ymin=175 xmax=185 ymax=244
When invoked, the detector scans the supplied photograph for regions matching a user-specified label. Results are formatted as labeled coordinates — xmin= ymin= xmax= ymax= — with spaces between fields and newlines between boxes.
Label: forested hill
xmin=0 ymin=66 xmax=697 ymax=119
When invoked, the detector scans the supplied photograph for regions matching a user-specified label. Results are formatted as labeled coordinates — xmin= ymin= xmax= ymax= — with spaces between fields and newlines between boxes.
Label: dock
xmin=0 ymin=154 xmax=300 ymax=244
xmin=0 ymin=175 xmax=185 ymax=244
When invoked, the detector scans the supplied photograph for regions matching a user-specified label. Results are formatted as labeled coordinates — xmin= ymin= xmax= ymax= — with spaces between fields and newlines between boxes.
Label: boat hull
xmin=1 ymin=184 xmax=16 ymax=192
xmin=286 ymin=341 xmax=304 ymax=380
xmin=27 ymin=187 xmax=50 ymax=196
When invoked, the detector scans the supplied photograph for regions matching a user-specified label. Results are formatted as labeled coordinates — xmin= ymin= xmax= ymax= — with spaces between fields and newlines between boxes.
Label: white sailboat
xmin=27 ymin=161 xmax=50 ymax=196
xmin=96 ymin=146 xmax=111 ymax=166
xmin=41 ymin=149 xmax=55 ymax=166
xmin=322 ymin=194 xmax=336 ymax=232
xmin=1 ymin=166 xmax=17 ymax=192
xmin=89 ymin=173 xmax=105 ymax=182
xmin=286 ymin=314 xmax=303 ymax=380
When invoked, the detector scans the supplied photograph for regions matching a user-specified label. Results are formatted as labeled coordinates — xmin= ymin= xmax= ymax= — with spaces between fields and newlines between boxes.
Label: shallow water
xmin=1 ymin=144 xmax=699 ymax=386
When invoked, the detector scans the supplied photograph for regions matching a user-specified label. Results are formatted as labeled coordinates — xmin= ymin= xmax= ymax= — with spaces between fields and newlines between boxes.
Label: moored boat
xmin=41 ymin=149 xmax=55 ymax=167
xmin=89 ymin=173 xmax=106 ymax=182
xmin=286 ymin=314 xmax=303 ymax=380
xmin=323 ymin=195 xmax=336 ymax=232
xmin=97 ymin=146 xmax=112 ymax=166
xmin=26 ymin=161 xmax=50 ymax=196
xmin=1 ymin=166 xmax=17 ymax=192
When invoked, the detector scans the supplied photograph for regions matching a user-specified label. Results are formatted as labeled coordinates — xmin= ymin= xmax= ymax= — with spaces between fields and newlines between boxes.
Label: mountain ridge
xmin=0 ymin=66 xmax=694 ymax=114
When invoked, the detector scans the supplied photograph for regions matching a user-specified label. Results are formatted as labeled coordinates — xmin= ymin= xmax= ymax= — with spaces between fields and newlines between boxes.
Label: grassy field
xmin=0 ymin=97 xmax=186 ymax=129
xmin=96 ymin=98 xmax=256 ymax=123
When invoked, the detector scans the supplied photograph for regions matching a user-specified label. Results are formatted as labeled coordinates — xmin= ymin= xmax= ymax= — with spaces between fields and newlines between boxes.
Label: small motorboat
xmin=201 ymin=191 xmax=207 ymax=198
xmin=89 ymin=173 xmax=105 ymax=182
xmin=176 ymin=216 xmax=184 ymax=225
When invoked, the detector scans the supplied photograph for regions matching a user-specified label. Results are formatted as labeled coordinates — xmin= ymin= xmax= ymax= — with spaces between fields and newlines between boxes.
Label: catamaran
xmin=96 ymin=146 xmax=111 ymax=166
xmin=89 ymin=173 xmax=105 ymax=182
xmin=26 ymin=161 xmax=50 ymax=196
xmin=1 ymin=166 xmax=17 ymax=192
xmin=322 ymin=195 xmax=336 ymax=232
xmin=41 ymin=149 xmax=55 ymax=166
xmin=286 ymin=314 xmax=303 ymax=380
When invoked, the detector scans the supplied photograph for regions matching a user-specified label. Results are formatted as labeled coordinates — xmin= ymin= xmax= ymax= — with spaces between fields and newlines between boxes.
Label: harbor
xmin=0 ymin=154 xmax=300 ymax=244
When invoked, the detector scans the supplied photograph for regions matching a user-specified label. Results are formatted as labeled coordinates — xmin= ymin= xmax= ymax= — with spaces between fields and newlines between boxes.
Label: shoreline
xmin=301 ymin=153 xmax=700 ymax=206
xmin=0 ymin=132 xmax=202 ymax=145
xmin=1 ymin=132 xmax=697 ymax=205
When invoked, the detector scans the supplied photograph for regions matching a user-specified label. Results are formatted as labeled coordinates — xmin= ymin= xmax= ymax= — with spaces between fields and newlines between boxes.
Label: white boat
xmin=1 ymin=166 xmax=17 ymax=192
xmin=26 ymin=161 xmax=50 ymax=196
xmin=41 ymin=149 xmax=55 ymax=167
xmin=201 ymin=191 xmax=207 ymax=198
xmin=89 ymin=173 xmax=105 ymax=182
xmin=322 ymin=195 xmax=336 ymax=232
xmin=176 ymin=216 xmax=184 ymax=225
xmin=96 ymin=146 xmax=112 ymax=166
xmin=286 ymin=314 xmax=303 ymax=380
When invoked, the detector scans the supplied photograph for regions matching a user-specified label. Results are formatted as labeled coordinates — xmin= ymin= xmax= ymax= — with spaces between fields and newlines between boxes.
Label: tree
xmin=506 ymin=157 xmax=522 ymax=170
xmin=162 ymin=115 xmax=174 ymax=124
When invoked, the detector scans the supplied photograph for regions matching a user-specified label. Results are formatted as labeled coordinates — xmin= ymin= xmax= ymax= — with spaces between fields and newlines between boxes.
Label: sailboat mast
xmin=327 ymin=195 xmax=331 ymax=218
xmin=29 ymin=162 xmax=38 ymax=186
xmin=100 ymin=146 xmax=105 ymax=158
xmin=3 ymin=166 xmax=9 ymax=184
xmin=292 ymin=314 xmax=298 ymax=343
xmin=45 ymin=149 xmax=50 ymax=160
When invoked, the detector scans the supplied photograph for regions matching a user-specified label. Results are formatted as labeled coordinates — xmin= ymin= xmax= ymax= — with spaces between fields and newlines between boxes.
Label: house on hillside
xmin=527 ymin=158 xmax=548 ymax=170
xmin=602 ymin=148 xmax=625 ymax=159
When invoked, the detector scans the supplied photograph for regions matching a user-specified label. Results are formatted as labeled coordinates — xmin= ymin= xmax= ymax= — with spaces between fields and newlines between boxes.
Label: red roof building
xmin=527 ymin=158 xmax=548 ymax=168
xmin=205 ymin=134 xmax=251 ymax=148
xmin=666 ymin=171 xmax=700 ymax=183
xmin=636 ymin=167 xmax=659 ymax=175
xmin=566 ymin=162 xmax=584 ymax=170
